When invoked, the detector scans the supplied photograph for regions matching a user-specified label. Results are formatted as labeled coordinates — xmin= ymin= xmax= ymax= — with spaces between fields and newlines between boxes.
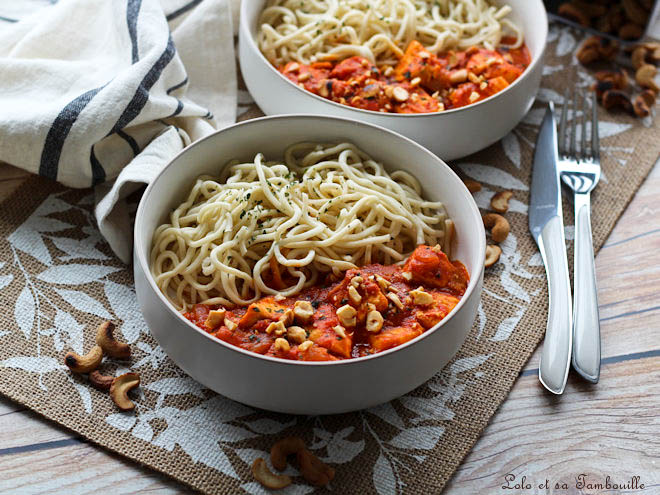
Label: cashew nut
xmin=297 ymin=449 xmax=335 ymax=487
xmin=632 ymin=46 xmax=648 ymax=69
xmin=463 ymin=178 xmax=482 ymax=193
xmin=96 ymin=321 xmax=130 ymax=359
xmin=333 ymin=325 xmax=347 ymax=339
xmin=270 ymin=437 xmax=306 ymax=471
xmin=595 ymin=69 xmax=629 ymax=91
xmin=633 ymin=96 xmax=649 ymax=117
xmin=366 ymin=305 xmax=384 ymax=333
xmin=347 ymin=285 xmax=362 ymax=305
xmin=576 ymin=38 xmax=600 ymax=65
xmin=392 ymin=86 xmax=409 ymax=102
xmin=65 ymin=345 xmax=103 ymax=374
xmin=252 ymin=458 xmax=292 ymax=490
xmin=633 ymin=93 xmax=652 ymax=117
xmin=109 ymin=372 xmax=140 ymax=411
xmin=89 ymin=370 xmax=114 ymax=391
xmin=482 ymin=213 xmax=510 ymax=243
xmin=274 ymin=337 xmax=291 ymax=352
xmin=293 ymin=300 xmax=314 ymax=324
xmin=387 ymin=291 xmax=404 ymax=310
xmin=336 ymin=304 xmax=357 ymax=327
xmin=558 ymin=3 xmax=590 ymax=26
xmin=639 ymin=89 xmax=656 ymax=106
xmin=635 ymin=64 xmax=660 ymax=92
xmin=619 ymin=23 xmax=644 ymax=40
xmin=298 ymin=340 xmax=314 ymax=352
xmin=266 ymin=320 xmax=287 ymax=336
xmin=490 ymin=191 xmax=513 ymax=214
xmin=286 ymin=326 xmax=307 ymax=344
xmin=485 ymin=245 xmax=502 ymax=268
xmin=644 ymin=42 xmax=660 ymax=63
xmin=601 ymin=90 xmax=634 ymax=114
xmin=410 ymin=287 xmax=434 ymax=306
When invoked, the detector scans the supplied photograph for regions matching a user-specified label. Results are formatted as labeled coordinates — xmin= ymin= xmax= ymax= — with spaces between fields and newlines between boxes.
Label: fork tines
xmin=558 ymin=90 xmax=600 ymax=164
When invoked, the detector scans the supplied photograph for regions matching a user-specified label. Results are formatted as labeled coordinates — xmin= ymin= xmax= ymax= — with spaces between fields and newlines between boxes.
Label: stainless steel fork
xmin=558 ymin=90 xmax=601 ymax=383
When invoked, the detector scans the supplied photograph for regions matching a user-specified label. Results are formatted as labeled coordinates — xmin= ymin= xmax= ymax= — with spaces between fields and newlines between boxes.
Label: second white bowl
xmin=239 ymin=0 xmax=548 ymax=161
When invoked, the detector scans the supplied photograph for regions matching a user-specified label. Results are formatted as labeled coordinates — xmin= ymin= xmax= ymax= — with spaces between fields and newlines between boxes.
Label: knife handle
xmin=572 ymin=193 xmax=601 ymax=383
xmin=537 ymin=215 xmax=573 ymax=395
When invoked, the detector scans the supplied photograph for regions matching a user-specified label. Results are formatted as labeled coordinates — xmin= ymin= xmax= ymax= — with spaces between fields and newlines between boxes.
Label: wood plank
xmin=445 ymin=357 xmax=660 ymax=493
xmin=0 ymin=396 xmax=24 ymax=416
xmin=0 ymin=441 xmax=184 ymax=494
xmin=0 ymin=402 xmax=78 ymax=450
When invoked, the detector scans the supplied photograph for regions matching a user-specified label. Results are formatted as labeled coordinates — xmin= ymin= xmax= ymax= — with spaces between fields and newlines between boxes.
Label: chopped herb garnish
xmin=253 ymin=307 xmax=260 ymax=312
xmin=311 ymin=301 xmax=321 ymax=309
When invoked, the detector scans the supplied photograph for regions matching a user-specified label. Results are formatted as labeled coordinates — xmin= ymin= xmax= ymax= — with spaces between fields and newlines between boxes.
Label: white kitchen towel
xmin=0 ymin=0 xmax=238 ymax=262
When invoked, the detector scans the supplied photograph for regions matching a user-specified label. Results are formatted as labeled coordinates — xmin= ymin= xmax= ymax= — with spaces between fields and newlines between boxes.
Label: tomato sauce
xmin=278 ymin=38 xmax=530 ymax=113
xmin=184 ymin=245 xmax=469 ymax=361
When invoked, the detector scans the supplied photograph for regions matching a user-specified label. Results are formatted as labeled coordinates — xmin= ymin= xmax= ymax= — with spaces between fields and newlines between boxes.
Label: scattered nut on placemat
xmin=252 ymin=436 xmax=335 ymax=490
xmin=461 ymin=181 xmax=513 ymax=267
xmin=575 ymin=29 xmax=659 ymax=118
xmin=63 ymin=320 xmax=140 ymax=411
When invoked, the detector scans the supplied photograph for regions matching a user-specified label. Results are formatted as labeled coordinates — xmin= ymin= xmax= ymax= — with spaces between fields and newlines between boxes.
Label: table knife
xmin=528 ymin=102 xmax=573 ymax=395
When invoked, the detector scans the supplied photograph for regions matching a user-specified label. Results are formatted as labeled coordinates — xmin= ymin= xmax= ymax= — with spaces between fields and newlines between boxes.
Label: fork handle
xmin=572 ymin=192 xmax=601 ymax=383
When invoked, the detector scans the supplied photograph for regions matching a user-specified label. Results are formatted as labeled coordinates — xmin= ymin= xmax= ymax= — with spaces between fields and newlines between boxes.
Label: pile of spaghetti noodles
xmin=151 ymin=142 xmax=451 ymax=309
xmin=258 ymin=0 xmax=523 ymax=66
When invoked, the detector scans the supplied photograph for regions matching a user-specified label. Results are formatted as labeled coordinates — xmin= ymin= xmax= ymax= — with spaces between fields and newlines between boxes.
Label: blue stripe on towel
xmin=109 ymin=35 xmax=176 ymax=135
xmin=165 ymin=78 xmax=188 ymax=117
xmin=166 ymin=99 xmax=184 ymax=118
xmin=127 ymin=0 xmax=142 ymax=63
xmin=117 ymin=129 xmax=140 ymax=155
xmin=165 ymin=0 xmax=203 ymax=22
xmin=167 ymin=77 xmax=188 ymax=94
xmin=39 ymin=87 xmax=104 ymax=180
xmin=90 ymin=145 xmax=106 ymax=185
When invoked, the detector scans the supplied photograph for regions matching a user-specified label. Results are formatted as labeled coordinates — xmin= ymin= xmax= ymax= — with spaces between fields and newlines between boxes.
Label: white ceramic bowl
xmin=239 ymin=0 xmax=547 ymax=161
xmin=134 ymin=116 xmax=485 ymax=414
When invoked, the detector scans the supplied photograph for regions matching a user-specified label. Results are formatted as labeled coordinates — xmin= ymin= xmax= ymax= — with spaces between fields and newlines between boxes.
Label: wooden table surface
xmin=0 ymin=154 xmax=658 ymax=494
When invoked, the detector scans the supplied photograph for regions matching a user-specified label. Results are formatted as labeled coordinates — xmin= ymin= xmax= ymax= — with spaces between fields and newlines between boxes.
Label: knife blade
xmin=529 ymin=102 xmax=572 ymax=395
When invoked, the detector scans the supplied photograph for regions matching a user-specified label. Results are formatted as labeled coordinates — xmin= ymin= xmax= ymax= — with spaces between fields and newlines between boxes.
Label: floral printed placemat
xmin=0 ymin=25 xmax=659 ymax=494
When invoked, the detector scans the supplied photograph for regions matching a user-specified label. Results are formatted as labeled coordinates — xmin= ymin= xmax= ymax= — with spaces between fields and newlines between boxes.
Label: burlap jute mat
xmin=0 ymin=25 xmax=658 ymax=494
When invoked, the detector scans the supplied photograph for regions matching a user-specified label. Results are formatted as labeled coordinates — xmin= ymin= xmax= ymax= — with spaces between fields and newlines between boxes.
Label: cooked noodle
xmin=151 ymin=142 xmax=450 ymax=310
xmin=258 ymin=0 xmax=523 ymax=66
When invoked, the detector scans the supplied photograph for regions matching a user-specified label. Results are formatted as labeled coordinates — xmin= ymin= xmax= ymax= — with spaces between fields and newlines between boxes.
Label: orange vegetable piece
xmin=369 ymin=324 xmax=424 ymax=352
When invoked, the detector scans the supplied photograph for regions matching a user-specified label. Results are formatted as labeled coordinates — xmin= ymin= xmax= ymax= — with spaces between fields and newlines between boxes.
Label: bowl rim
xmin=239 ymin=0 xmax=548 ymax=119
xmin=134 ymin=114 xmax=486 ymax=367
